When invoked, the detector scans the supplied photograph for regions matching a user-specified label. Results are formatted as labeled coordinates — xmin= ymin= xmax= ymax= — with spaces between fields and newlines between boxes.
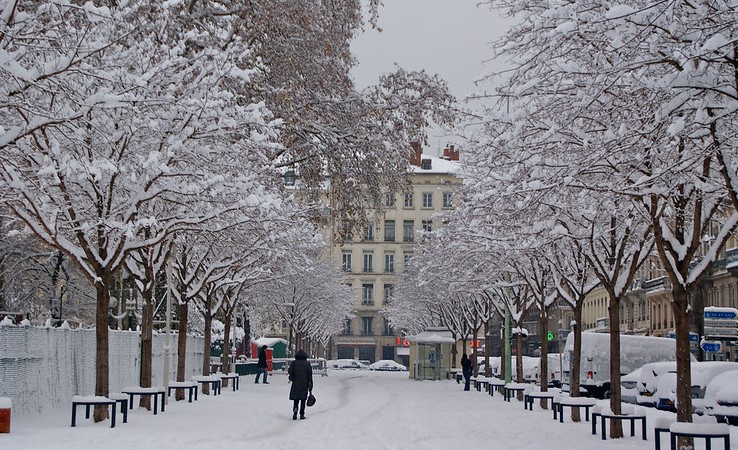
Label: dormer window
xmin=284 ymin=170 xmax=296 ymax=186
xmin=421 ymin=159 xmax=432 ymax=170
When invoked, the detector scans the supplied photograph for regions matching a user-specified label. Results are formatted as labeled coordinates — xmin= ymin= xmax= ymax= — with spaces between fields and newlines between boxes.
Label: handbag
xmin=306 ymin=392 xmax=316 ymax=407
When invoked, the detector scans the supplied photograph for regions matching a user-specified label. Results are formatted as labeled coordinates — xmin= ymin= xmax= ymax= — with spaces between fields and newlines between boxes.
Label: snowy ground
xmin=2 ymin=370 xmax=737 ymax=449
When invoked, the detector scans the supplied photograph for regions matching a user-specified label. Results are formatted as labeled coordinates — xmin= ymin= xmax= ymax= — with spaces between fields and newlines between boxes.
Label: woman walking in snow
xmin=288 ymin=349 xmax=313 ymax=420
xmin=461 ymin=353 xmax=473 ymax=391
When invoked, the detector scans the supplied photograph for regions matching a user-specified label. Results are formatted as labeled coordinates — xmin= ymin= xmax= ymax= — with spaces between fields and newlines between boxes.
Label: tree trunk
xmin=484 ymin=317 xmax=492 ymax=377
xmin=672 ymin=288 xmax=694 ymax=450
xmin=472 ymin=324 xmax=479 ymax=377
xmin=221 ymin=309 xmax=233 ymax=380
xmin=201 ymin=308 xmax=213 ymax=394
xmin=500 ymin=332 xmax=506 ymax=381
xmin=539 ymin=312 xmax=549 ymax=409
xmin=516 ymin=333 xmax=524 ymax=400
xmin=175 ymin=302 xmax=189 ymax=401
xmin=608 ymin=295 xmax=623 ymax=438
xmin=93 ymin=276 xmax=111 ymax=422
xmin=570 ymin=302 xmax=583 ymax=422
xmin=139 ymin=297 xmax=153 ymax=409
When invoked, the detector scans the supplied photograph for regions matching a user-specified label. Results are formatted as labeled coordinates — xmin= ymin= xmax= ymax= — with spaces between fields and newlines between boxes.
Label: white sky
xmin=351 ymin=0 xmax=514 ymax=154
xmin=3 ymin=370 xmax=703 ymax=450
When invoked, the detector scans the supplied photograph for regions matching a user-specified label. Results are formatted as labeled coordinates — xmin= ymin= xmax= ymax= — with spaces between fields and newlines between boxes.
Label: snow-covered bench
xmin=474 ymin=376 xmax=490 ymax=392
xmin=167 ymin=381 xmax=199 ymax=402
xmin=71 ymin=396 xmax=118 ymax=428
xmin=487 ymin=378 xmax=505 ymax=397
xmin=108 ymin=393 xmax=129 ymax=423
xmin=504 ymin=382 xmax=529 ymax=402
xmin=668 ymin=422 xmax=730 ymax=450
xmin=593 ymin=404 xmax=646 ymax=441
xmin=552 ymin=395 xmax=597 ymax=422
xmin=121 ymin=387 xmax=166 ymax=414
xmin=192 ymin=375 xmax=222 ymax=396
xmin=524 ymin=390 xmax=556 ymax=410
xmin=217 ymin=373 xmax=240 ymax=391
xmin=450 ymin=368 xmax=462 ymax=383
xmin=653 ymin=414 xmax=717 ymax=450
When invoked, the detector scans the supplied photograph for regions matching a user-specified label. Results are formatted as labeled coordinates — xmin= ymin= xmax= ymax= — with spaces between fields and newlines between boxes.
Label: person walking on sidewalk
xmin=288 ymin=349 xmax=313 ymax=420
xmin=461 ymin=353 xmax=473 ymax=391
xmin=255 ymin=345 xmax=269 ymax=384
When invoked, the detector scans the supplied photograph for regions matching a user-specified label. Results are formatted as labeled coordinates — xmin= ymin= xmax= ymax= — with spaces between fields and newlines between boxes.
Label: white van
xmin=562 ymin=331 xmax=679 ymax=399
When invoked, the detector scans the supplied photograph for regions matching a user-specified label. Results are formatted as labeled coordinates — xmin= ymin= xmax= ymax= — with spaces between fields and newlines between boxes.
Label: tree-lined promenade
xmin=0 ymin=0 xmax=454 ymax=422
xmin=387 ymin=2 xmax=738 ymax=448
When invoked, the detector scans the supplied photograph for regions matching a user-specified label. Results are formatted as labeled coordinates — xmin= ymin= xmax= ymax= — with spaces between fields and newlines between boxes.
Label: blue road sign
xmin=704 ymin=310 xmax=738 ymax=320
xmin=700 ymin=341 xmax=722 ymax=353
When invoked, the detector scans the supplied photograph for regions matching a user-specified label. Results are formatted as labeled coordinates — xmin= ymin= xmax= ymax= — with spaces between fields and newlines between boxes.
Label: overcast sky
xmin=350 ymin=0 xmax=514 ymax=154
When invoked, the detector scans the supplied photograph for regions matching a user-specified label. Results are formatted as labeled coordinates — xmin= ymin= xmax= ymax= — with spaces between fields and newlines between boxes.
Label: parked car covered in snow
xmin=369 ymin=360 xmax=407 ymax=371
xmin=655 ymin=361 xmax=738 ymax=413
xmin=704 ymin=370 xmax=738 ymax=425
xmin=620 ymin=367 xmax=642 ymax=404
xmin=327 ymin=359 xmax=369 ymax=370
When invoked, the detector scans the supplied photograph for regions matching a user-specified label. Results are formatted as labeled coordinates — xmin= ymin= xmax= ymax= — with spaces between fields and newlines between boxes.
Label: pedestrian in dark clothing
xmin=461 ymin=353 xmax=473 ymax=391
xmin=255 ymin=345 xmax=269 ymax=384
xmin=288 ymin=349 xmax=313 ymax=420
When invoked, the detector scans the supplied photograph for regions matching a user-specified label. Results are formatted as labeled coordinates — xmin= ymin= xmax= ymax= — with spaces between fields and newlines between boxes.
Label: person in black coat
xmin=255 ymin=345 xmax=269 ymax=384
xmin=461 ymin=353 xmax=473 ymax=391
xmin=288 ymin=349 xmax=313 ymax=420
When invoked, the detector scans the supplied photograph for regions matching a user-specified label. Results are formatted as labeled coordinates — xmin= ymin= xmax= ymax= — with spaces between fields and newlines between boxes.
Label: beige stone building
xmin=323 ymin=142 xmax=462 ymax=365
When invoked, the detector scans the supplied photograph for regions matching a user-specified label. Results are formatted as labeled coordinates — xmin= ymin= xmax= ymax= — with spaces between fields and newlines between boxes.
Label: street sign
xmin=704 ymin=307 xmax=738 ymax=339
xmin=704 ymin=309 xmax=738 ymax=320
xmin=700 ymin=340 xmax=722 ymax=353
xmin=704 ymin=327 xmax=738 ymax=337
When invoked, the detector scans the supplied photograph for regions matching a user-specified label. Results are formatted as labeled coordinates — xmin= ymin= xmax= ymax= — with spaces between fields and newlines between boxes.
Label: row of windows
xmin=342 ymin=251 xmax=412 ymax=273
xmin=361 ymin=219 xmax=434 ymax=243
xmin=341 ymin=316 xmax=394 ymax=336
xmin=383 ymin=192 xmax=454 ymax=209
xmin=359 ymin=283 xmax=394 ymax=306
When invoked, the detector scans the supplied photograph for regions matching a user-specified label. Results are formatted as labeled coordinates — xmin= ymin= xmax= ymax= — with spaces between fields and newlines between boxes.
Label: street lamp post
xmin=281 ymin=302 xmax=295 ymax=357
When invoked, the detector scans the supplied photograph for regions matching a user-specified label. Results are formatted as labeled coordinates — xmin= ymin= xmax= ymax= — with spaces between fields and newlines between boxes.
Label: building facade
xmin=325 ymin=142 xmax=461 ymax=365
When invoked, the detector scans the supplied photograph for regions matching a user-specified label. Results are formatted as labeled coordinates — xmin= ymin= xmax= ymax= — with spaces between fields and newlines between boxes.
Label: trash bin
xmin=0 ymin=397 xmax=11 ymax=433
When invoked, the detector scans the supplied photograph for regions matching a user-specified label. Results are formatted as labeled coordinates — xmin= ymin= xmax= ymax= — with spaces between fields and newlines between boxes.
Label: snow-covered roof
xmin=253 ymin=337 xmax=288 ymax=347
xmin=406 ymin=330 xmax=455 ymax=344
xmin=409 ymin=153 xmax=461 ymax=175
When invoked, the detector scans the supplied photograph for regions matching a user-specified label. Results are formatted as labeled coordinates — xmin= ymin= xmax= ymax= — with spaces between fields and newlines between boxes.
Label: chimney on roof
xmin=409 ymin=141 xmax=422 ymax=166
xmin=443 ymin=144 xmax=460 ymax=161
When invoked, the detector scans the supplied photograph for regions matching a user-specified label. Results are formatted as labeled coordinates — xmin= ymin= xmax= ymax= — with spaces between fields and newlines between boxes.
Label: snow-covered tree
xmin=0 ymin=1 xmax=276 ymax=419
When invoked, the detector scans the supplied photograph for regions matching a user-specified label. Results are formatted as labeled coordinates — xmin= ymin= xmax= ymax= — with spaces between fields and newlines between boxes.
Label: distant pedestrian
xmin=288 ymin=349 xmax=313 ymax=420
xmin=461 ymin=353 xmax=473 ymax=391
xmin=255 ymin=345 xmax=269 ymax=384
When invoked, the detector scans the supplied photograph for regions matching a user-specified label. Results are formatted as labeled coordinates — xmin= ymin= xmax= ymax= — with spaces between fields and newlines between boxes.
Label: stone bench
xmin=71 ymin=396 xmax=118 ymax=428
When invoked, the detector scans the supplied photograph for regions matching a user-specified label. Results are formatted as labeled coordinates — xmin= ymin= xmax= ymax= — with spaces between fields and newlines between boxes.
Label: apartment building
xmin=326 ymin=142 xmax=462 ymax=365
